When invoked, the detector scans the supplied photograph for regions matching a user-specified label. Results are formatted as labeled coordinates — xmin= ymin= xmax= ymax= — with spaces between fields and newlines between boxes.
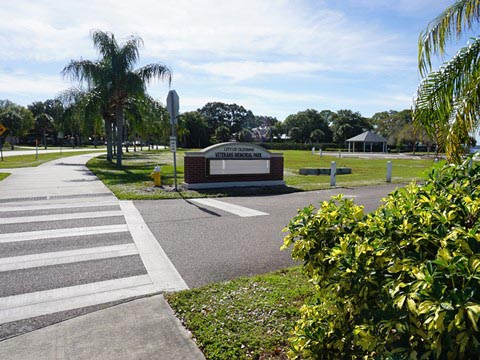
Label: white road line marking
xmin=0 ymin=275 xmax=158 ymax=324
xmin=190 ymin=198 xmax=269 ymax=217
xmin=0 ymin=210 xmax=124 ymax=224
xmin=119 ymin=201 xmax=188 ymax=292
xmin=0 ymin=224 xmax=129 ymax=244
xmin=0 ymin=244 xmax=138 ymax=272
xmin=0 ymin=200 xmax=118 ymax=212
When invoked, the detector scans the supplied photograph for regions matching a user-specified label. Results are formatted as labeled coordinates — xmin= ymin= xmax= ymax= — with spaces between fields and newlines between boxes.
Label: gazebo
xmin=346 ymin=131 xmax=387 ymax=153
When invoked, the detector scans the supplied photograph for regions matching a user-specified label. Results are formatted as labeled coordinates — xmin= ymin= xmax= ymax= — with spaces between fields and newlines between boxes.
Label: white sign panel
xmin=170 ymin=136 xmax=177 ymax=152
xmin=209 ymin=159 xmax=270 ymax=175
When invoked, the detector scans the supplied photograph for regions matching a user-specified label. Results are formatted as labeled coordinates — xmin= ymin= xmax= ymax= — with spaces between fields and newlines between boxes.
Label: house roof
xmin=346 ymin=131 xmax=387 ymax=143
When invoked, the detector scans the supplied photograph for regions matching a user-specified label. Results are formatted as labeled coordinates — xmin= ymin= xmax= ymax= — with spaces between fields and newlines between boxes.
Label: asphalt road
xmin=135 ymin=184 xmax=399 ymax=288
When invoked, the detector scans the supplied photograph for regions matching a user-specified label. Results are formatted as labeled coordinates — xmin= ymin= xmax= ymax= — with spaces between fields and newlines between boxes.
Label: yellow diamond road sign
xmin=0 ymin=123 xmax=6 ymax=136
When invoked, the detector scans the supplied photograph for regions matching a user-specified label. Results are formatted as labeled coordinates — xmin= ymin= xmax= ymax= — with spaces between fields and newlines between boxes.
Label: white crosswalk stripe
xmin=0 ymin=276 xmax=156 ymax=324
xmin=0 ymin=196 xmax=187 ymax=325
xmin=0 ymin=224 xmax=130 ymax=244
xmin=0 ymin=200 xmax=118 ymax=212
xmin=0 ymin=244 xmax=138 ymax=272
xmin=0 ymin=210 xmax=124 ymax=224
xmin=190 ymin=198 xmax=269 ymax=217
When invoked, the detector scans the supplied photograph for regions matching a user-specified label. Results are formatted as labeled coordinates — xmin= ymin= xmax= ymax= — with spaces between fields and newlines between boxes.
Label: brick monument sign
xmin=184 ymin=142 xmax=284 ymax=189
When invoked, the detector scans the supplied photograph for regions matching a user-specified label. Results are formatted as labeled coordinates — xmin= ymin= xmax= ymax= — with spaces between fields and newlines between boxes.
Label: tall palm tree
xmin=414 ymin=0 xmax=480 ymax=163
xmin=63 ymin=30 xmax=171 ymax=167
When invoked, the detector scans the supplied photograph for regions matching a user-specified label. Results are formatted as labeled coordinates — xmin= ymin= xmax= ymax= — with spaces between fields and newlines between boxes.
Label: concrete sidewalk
xmin=0 ymin=153 xmax=205 ymax=359
xmin=0 ymin=153 xmax=111 ymax=200
xmin=0 ymin=295 xmax=205 ymax=360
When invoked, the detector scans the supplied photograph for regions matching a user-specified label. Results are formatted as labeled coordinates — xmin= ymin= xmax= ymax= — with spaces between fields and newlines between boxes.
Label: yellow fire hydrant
xmin=150 ymin=165 xmax=161 ymax=186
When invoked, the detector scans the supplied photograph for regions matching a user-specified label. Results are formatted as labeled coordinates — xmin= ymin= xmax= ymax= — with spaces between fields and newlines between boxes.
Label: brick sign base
xmin=184 ymin=142 xmax=284 ymax=189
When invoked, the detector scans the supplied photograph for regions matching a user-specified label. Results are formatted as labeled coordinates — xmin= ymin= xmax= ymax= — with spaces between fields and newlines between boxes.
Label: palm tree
xmin=414 ymin=0 xmax=480 ymax=163
xmin=63 ymin=30 xmax=171 ymax=167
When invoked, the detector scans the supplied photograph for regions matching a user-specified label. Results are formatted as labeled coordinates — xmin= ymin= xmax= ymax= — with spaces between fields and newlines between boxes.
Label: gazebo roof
xmin=346 ymin=131 xmax=387 ymax=143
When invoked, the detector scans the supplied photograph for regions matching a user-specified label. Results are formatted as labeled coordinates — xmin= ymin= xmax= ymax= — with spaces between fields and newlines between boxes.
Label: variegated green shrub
xmin=283 ymin=159 xmax=480 ymax=359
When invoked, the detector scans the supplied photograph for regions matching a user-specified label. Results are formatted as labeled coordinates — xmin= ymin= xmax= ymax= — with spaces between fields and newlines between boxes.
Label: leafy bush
xmin=282 ymin=159 xmax=480 ymax=359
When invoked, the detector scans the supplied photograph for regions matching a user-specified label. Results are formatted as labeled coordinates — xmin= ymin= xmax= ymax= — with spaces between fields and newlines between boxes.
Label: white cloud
xmin=180 ymin=61 xmax=331 ymax=81
xmin=345 ymin=0 xmax=452 ymax=17
xmin=0 ymin=71 xmax=67 ymax=102
xmin=0 ymin=0 xmax=405 ymax=72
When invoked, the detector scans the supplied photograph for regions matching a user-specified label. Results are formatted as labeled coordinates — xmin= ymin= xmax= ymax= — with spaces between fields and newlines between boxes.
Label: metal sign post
xmin=167 ymin=90 xmax=179 ymax=191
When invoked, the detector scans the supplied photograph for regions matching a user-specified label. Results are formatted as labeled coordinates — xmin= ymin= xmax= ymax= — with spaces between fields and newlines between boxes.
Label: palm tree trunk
xmin=104 ymin=120 xmax=112 ymax=162
xmin=115 ymin=104 xmax=124 ymax=168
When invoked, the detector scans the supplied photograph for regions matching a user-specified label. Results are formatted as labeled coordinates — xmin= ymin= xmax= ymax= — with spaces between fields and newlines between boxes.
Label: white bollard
xmin=386 ymin=161 xmax=392 ymax=183
xmin=319 ymin=149 xmax=323 ymax=158
xmin=330 ymin=161 xmax=336 ymax=187
xmin=312 ymin=146 xmax=315 ymax=155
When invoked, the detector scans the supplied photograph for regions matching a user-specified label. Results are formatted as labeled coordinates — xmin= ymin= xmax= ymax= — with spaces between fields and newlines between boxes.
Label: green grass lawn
xmin=0 ymin=150 xmax=104 ymax=169
xmin=282 ymin=150 xmax=439 ymax=190
xmin=165 ymin=267 xmax=315 ymax=359
xmin=0 ymin=172 xmax=10 ymax=181
xmin=87 ymin=149 xmax=439 ymax=199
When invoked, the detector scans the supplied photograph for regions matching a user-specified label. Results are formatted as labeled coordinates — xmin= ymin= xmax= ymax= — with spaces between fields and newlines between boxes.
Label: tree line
xmin=1 ymin=95 xmax=441 ymax=154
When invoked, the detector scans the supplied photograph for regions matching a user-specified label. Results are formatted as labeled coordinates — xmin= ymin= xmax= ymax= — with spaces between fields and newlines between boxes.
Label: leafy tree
xmin=35 ymin=113 xmax=54 ymax=149
xmin=370 ymin=109 xmax=413 ymax=147
xmin=415 ymin=0 xmax=480 ymax=163
xmin=283 ymin=109 xmax=333 ymax=143
xmin=0 ymin=100 xmax=34 ymax=149
xmin=179 ymin=111 xmax=209 ymax=148
xmin=199 ymin=102 xmax=255 ymax=142
xmin=331 ymin=109 xmax=371 ymax=144
xmin=255 ymin=115 xmax=278 ymax=128
xmin=63 ymin=30 xmax=171 ymax=167
xmin=0 ymin=111 xmax=21 ymax=150
xmin=310 ymin=129 xmax=325 ymax=143
xmin=28 ymin=99 xmax=67 ymax=146
xmin=288 ymin=127 xmax=303 ymax=143
xmin=213 ymin=125 xmax=231 ymax=143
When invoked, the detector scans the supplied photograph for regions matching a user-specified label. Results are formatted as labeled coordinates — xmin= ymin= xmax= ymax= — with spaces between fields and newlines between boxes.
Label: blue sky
xmin=0 ymin=0 xmax=462 ymax=121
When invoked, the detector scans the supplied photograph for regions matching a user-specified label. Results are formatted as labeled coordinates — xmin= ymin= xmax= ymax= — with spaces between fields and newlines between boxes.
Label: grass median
xmin=165 ymin=266 xmax=315 ymax=359
xmin=87 ymin=149 xmax=438 ymax=199
xmin=0 ymin=172 xmax=10 ymax=181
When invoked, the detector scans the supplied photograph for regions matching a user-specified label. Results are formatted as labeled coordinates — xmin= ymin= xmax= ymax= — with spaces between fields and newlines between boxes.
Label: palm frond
xmin=414 ymin=36 xmax=480 ymax=162
xmin=91 ymin=30 xmax=118 ymax=62
xmin=136 ymin=63 xmax=172 ymax=86
xmin=61 ymin=60 xmax=102 ymax=87
xmin=120 ymin=35 xmax=143 ymax=70
xmin=419 ymin=0 xmax=480 ymax=74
